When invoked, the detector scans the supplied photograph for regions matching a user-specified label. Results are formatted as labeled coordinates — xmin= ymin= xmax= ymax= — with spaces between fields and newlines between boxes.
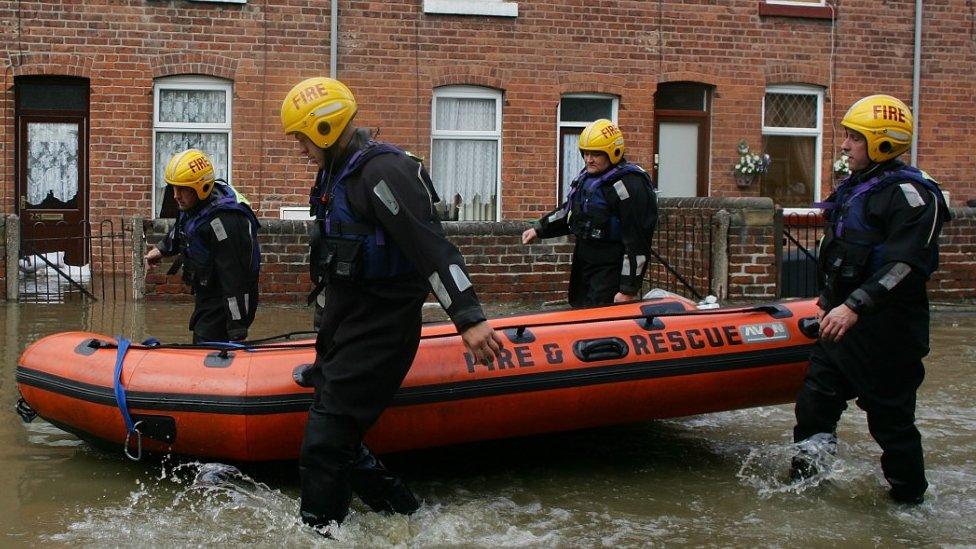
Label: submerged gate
xmin=15 ymin=219 xmax=133 ymax=303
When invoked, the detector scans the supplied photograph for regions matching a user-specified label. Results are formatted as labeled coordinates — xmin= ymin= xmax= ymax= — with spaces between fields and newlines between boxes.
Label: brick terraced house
xmin=2 ymin=0 xmax=975 ymax=303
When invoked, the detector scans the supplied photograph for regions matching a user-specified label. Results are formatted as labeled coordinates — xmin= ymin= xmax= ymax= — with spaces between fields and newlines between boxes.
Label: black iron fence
xmin=780 ymin=211 xmax=824 ymax=298
xmin=647 ymin=209 xmax=713 ymax=300
xmin=18 ymin=219 xmax=133 ymax=303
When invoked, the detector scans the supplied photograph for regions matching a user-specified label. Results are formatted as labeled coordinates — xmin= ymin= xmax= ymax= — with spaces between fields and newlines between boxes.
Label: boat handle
xmin=573 ymin=337 xmax=629 ymax=362
xmin=798 ymin=317 xmax=820 ymax=339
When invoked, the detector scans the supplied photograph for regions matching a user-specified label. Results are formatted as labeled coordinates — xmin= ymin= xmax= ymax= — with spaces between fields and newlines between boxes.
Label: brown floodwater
xmin=1 ymin=299 xmax=974 ymax=547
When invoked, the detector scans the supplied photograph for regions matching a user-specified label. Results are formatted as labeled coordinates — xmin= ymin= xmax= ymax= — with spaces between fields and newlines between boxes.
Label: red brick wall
xmin=3 ymin=1 xmax=975 ymax=222
xmin=137 ymin=204 xmax=976 ymax=306
xmin=930 ymin=207 xmax=976 ymax=301
xmin=143 ymin=219 xmax=575 ymax=305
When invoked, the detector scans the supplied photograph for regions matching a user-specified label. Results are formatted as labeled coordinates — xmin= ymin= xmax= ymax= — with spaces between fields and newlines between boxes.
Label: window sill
xmin=423 ymin=0 xmax=518 ymax=17
xmin=758 ymin=2 xmax=834 ymax=20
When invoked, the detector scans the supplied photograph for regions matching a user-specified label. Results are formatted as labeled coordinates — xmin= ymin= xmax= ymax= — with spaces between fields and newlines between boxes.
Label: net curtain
xmin=154 ymin=133 xmax=229 ymax=216
xmin=431 ymin=97 xmax=498 ymax=221
xmin=561 ymin=132 xmax=585 ymax=202
xmin=26 ymin=123 xmax=79 ymax=206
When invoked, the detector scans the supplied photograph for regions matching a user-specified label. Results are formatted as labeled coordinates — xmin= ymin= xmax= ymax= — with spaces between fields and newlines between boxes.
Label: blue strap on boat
xmin=112 ymin=335 xmax=142 ymax=461
xmin=197 ymin=340 xmax=253 ymax=352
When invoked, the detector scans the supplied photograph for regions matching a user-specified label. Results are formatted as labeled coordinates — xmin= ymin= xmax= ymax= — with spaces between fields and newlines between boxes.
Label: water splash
xmin=736 ymin=438 xmax=873 ymax=499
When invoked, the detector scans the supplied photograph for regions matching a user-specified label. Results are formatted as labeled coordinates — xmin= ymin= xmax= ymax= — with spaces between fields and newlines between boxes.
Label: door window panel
xmin=26 ymin=123 xmax=80 ymax=208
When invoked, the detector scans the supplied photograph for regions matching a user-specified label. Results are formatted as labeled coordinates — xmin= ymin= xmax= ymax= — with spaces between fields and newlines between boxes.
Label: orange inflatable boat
xmin=16 ymin=296 xmax=820 ymax=461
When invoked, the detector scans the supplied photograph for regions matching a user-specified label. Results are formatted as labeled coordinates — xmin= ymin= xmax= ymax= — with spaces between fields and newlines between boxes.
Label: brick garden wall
xmin=142 ymin=198 xmax=783 ymax=305
xmin=141 ymin=202 xmax=976 ymax=306
xmin=930 ymin=208 xmax=976 ymax=301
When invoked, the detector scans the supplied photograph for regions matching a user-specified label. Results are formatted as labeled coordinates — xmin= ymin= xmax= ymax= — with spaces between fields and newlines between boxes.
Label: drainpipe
xmin=911 ymin=0 xmax=922 ymax=166
xmin=330 ymin=0 xmax=338 ymax=78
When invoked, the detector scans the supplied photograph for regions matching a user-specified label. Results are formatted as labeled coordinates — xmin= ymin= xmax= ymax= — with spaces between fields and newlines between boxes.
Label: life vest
xmin=179 ymin=182 xmax=261 ymax=287
xmin=818 ymin=165 xmax=946 ymax=280
xmin=310 ymin=142 xmax=416 ymax=281
xmin=566 ymin=162 xmax=652 ymax=242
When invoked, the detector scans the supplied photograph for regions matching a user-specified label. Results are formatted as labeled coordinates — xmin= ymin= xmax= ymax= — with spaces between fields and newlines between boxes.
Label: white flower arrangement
xmin=733 ymin=140 xmax=770 ymax=175
xmin=833 ymin=154 xmax=851 ymax=176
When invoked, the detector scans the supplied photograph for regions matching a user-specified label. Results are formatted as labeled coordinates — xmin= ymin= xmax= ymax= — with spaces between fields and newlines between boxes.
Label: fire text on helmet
xmin=872 ymin=104 xmax=907 ymax=123
xmin=188 ymin=156 xmax=211 ymax=174
xmin=600 ymin=124 xmax=621 ymax=139
xmin=291 ymin=83 xmax=329 ymax=110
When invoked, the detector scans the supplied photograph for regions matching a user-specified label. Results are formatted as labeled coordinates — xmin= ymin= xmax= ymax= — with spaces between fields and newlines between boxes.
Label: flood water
xmin=1 ymin=300 xmax=974 ymax=547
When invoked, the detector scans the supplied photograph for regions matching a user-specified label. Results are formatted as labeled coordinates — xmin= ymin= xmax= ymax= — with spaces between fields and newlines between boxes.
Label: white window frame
xmin=423 ymin=0 xmax=518 ymax=17
xmin=430 ymin=85 xmax=503 ymax=221
xmin=765 ymin=0 xmax=825 ymax=6
xmin=151 ymin=76 xmax=233 ymax=219
xmin=555 ymin=94 xmax=619 ymax=203
xmin=762 ymin=85 xmax=823 ymax=214
xmin=279 ymin=206 xmax=314 ymax=220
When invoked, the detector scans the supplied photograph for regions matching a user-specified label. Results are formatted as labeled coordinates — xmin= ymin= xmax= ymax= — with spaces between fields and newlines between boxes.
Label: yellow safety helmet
xmin=280 ymin=77 xmax=358 ymax=149
xmin=579 ymin=119 xmax=625 ymax=165
xmin=164 ymin=149 xmax=216 ymax=200
xmin=841 ymin=94 xmax=913 ymax=163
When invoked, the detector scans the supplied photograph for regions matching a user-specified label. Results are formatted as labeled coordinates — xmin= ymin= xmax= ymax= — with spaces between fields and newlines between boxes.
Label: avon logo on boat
xmin=740 ymin=322 xmax=789 ymax=343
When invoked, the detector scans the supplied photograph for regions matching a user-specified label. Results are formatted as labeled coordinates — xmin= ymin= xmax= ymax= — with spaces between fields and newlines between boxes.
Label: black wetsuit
xmin=299 ymin=129 xmax=488 ymax=528
xmin=157 ymin=203 xmax=260 ymax=343
xmin=792 ymin=160 xmax=949 ymax=503
xmin=532 ymin=162 xmax=657 ymax=307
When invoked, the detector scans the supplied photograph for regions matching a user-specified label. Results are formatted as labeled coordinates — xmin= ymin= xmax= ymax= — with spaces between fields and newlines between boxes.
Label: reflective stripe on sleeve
xmin=449 ymin=264 xmax=472 ymax=293
xmin=227 ymin=297 xmax=242 ymax=321
xmin=428 ymin=271 xmax=453 ymax=309
xmin=613 ymin=180 xmax=630 ymax=200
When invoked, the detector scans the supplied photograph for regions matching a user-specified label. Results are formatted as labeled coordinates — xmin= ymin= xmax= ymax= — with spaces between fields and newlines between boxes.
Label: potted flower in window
xmin=732 ymin=140 xmax=771 ymax=188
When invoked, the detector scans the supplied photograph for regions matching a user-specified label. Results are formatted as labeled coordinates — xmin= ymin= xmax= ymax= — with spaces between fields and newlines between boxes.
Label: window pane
xmin=435 ymin=98 xmax=496 ymax=131
xmin=561 ymin=131 xmax=584 ymax=201
xmin=159 ymin=89 xmax=227 ymax=124
xmin=431 ymin=139 xmax=497 ymax=221
xmin=18 ymin=81 xmax=88 ymax=111
xmin=765 ymin=93 xmax=817 ymax=128
xmin=26 ymin=123 xmax=80 ymax=207
xmin=154 ymin=132 xmax=229 ymax=217
xmin=761 ymin=135 xmax=816 ymax=208
xmin=560 ymin=98 xmax=612 ymax=122
xmin=655 ymin=83 xmax=707 ymax=111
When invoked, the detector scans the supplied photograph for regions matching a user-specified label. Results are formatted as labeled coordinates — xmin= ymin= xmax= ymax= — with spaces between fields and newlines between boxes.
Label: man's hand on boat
xmin=818 ymin=304 xmax=859 ymax=343
xmin=613 ymin=292 xmax=637 ymax=303
xmin=461 ymin=321 xmax=504 ymax=365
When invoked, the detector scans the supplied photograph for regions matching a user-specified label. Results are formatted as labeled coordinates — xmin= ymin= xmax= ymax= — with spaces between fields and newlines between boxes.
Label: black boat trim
xmin=16 ymin=344 xmax=812 ymax=415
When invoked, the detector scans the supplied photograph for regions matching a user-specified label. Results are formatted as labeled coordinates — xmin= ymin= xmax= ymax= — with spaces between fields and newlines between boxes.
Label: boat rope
xmin=77 ymin=303 xmax=808 ymax=356
xmin=112 ymin=335 xmax=143 ymax=461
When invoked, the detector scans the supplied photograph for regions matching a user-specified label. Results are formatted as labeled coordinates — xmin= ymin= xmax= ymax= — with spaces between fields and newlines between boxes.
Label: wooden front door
xmin=15 ymin=77 xmax=90 ymax=266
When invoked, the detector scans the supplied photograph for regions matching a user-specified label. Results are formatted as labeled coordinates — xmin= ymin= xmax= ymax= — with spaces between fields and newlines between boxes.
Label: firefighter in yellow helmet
xmin=522 ymin=119 xmax=658 ymax=307
xmin=790 ymin=95 xmax=950 ymax=504
xmin=144 ymin=149 xmax=261 ymax=343
xmin=280 ymin=76 xmax=502 ymax=532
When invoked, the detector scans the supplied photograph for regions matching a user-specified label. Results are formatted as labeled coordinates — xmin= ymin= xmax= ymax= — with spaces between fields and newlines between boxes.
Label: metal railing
xmin=18 ymin=219 xmax=133 ymax=303
xmin=780 ymin=211 xmax=824 ymax=298
xmin=647 ymin=209 xmax=713 ymax=300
